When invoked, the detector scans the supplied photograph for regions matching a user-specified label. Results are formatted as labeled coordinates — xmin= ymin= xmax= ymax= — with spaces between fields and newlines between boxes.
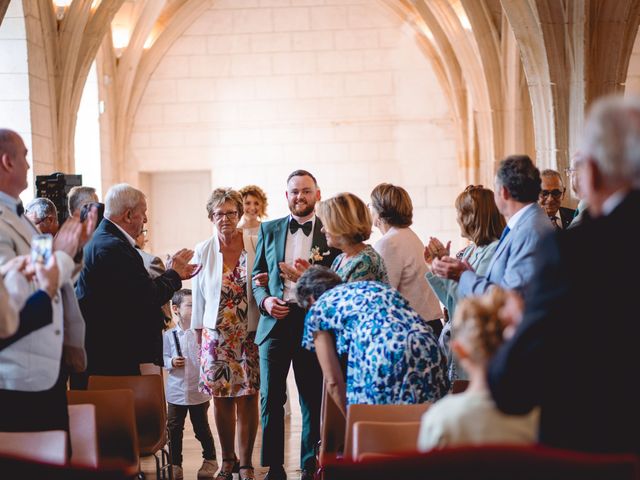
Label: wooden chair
xmin=351 ymin=421 xmax=421 ymax=461
xmin=322 ymin=445 xmax=640 ymax=480
xmin=0 ymin=453 xmax=134 ymax=479
xmin=451 ymin=380 xmax=469 ymax=394
xmin=0 ymin=430 xmax=67 ymax=465
xmin=88 ymin=375 xmax=171 ymax=479
xmin=68 ymin=404 xmax=98 ymax=468
xmin=67 ymin=389 xmax=139 ymax=477
xmin=318 ymin=381 xmax=347 ymax=464
xmin=343 ymin=403 xmax=430 ymax=461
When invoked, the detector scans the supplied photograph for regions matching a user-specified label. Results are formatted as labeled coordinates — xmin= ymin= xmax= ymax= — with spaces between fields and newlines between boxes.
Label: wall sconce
xmin=53 ymin=0 xmax=72 ymax=20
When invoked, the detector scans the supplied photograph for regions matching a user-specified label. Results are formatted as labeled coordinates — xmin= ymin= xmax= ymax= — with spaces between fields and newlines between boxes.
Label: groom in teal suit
xmin=252 ymin=170 xmax=339 ymax=480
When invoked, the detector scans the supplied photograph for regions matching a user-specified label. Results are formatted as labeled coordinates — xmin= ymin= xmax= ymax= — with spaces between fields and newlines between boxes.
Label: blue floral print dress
xmin=302 ymin=281 xmax=449 ymax=405
xmin=331 ymin=244 xmax=389 ymax=283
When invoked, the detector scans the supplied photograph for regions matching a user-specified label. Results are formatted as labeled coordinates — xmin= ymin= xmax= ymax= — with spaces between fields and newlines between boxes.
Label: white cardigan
xmin=191 ymin=230 xmax=259 ymax=332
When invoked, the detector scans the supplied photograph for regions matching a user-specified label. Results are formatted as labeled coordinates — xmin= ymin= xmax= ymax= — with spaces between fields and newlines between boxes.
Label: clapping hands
xmin=423 ymin=237 xmax=451 ymax=266
xmin=167 ymin=249 xmax=201 ymax=280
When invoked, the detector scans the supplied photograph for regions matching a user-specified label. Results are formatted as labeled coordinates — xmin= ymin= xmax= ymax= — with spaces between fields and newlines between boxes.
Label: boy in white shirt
xmin=164 ymin=289 xmax=217 ymax=480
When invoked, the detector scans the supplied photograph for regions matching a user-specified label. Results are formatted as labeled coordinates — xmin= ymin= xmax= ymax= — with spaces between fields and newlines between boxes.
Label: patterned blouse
xmin=331 ymin=244 xmax=389 ymax=283
xmin=302 ymin=281 xmax=449 ymax=405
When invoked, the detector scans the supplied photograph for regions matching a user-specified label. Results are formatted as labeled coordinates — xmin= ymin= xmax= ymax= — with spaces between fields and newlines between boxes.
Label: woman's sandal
xmin=215 ymin=458 xmax=236 ymax=480
xmin=239 ymin=465 xmax=256 ymax=480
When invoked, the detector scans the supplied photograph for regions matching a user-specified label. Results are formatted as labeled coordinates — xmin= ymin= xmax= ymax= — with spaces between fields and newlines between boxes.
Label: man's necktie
xmin=289 ymin=219 xmax=312 ymax=236
xmin=497 ymin=226 xmax=510 ymax=247
xmin=16 ymin=202 xmax=24 ymax=217
xmin=549 ymin=216 xmax=560 ymax=230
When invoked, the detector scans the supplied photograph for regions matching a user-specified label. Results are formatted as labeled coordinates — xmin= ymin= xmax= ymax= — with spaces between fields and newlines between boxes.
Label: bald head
xmin=0 ymin=129 xmax=29 ymax=198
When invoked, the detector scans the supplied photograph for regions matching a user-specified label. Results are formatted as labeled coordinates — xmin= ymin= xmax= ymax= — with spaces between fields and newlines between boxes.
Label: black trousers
xmin=167 ymin=401 xmax=216 ymax=466
xmin=0 ymin=365 xmax=69 ymax=433
xmin=258 ymin=303 xmax=323 ymax=470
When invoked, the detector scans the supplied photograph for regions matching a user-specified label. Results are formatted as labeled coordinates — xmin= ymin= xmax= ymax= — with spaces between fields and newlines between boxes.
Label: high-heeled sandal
xmin=215 ymin=458 xmax=236 ymax=480
xmin=239 ymin=465 xmax=255 ymax=480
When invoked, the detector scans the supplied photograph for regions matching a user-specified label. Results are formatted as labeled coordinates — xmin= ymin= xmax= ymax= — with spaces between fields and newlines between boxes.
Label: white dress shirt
xmin=163 ymin=325 xmax=210 ymax=405
xmin=506 ymin=202 xmax=537 ymax=231
xmin=283 ymin=215 xmax=316 ymax=302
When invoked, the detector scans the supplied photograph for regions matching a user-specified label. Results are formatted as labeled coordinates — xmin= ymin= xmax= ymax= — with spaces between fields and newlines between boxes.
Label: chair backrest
xmin=68 ymin=404 xmax=98 ymax=468
xmin=451 ymin=380 xmax=469 ymax=394
xmin=88 ymin=375 xmax=167 ymax=456
xmin=0 ymin=430 xmax=67 ymax=465
xmin=139 ymin=363 xmax=162 ymax=376
xmin=67 ymin=389 xmax=139 ymax=474
xmin=343 ymin=403 xmax=430 ymax=461
xmin=319 ymin=381 xmax=347 ymax=463
xmin=322 ymin=445 xmax=640 ymax=480
xmin=352 ymin=421 xmax=421 ymax=461
xmin=0 ymin=454 xmax=132 ymax=479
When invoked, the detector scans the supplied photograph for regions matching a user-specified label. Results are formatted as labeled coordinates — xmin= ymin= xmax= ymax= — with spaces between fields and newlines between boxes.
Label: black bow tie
xmin=290 ymin=219 xmax=312 ymax=236
xmin=16 ymin=202 xmax=24 ymax=217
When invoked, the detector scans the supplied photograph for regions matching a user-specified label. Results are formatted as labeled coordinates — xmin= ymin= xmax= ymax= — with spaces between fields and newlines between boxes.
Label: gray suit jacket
xmin=458 ymin=203 xmax=553 ymax=297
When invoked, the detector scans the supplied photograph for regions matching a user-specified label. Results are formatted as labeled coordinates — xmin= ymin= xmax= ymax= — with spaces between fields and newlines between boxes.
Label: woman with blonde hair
xmin=425 ymin=185 xmax=505 ymax=382
xmin=418 ymin=288 xmax=537 ymax=450
xmin=192 ymin=188 xmax=260 ymax=480
xmin=237 ymin=185 xmax=268 ymax=235
xmin=315 ymin=192 xmax=388 ymax=283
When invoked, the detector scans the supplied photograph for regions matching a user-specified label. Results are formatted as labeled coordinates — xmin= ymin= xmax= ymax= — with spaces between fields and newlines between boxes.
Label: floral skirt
xmin=199 ymin=327 xmax=259 ymax=397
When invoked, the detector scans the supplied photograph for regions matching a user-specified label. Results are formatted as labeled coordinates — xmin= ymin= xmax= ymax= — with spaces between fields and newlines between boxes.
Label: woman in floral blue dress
xmin=297 ymin=266 xmax=448 ymax=415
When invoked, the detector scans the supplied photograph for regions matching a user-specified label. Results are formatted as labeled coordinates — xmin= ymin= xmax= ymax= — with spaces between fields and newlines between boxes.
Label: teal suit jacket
xmin=252 ymin=216 xmax=339 ymax=345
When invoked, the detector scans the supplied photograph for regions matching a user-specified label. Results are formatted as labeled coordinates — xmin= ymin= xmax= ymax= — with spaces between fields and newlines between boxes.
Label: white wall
xmin=131 ymin=0 xmax=462 ymax=249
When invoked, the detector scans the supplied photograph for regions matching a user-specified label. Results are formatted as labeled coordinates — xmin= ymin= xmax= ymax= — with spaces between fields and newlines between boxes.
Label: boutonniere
xmin=309 ymin=245 xmax=330 ymax=264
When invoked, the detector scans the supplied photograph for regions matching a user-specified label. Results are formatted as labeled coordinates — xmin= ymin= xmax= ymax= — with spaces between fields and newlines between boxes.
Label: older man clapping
xmin=76 ymin=184 xmax=200 ymax=379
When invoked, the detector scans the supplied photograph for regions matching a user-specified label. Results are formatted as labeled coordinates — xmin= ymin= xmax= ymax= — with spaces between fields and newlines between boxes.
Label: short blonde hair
xmin=238 ymin=184 xmax=268 ymax=218
xmin=316 ymin=192 xmax=371 ymax=246
xmin=370 ymin=183 xmax=413 ymax=227
xmin=452 ymin=288 xmax=507 ymax=366
xmin=206 ymin=188 xmax=243 ymax=221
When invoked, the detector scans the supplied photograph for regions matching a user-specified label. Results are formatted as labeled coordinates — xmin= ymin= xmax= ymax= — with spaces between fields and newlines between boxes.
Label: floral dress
xmin=331 ymin=244 xmax=389 ymax=283
xmin=200 ymin=250 xmax=259 ymax=397
xmin=302 ymin=281 xmax=449 ymax=405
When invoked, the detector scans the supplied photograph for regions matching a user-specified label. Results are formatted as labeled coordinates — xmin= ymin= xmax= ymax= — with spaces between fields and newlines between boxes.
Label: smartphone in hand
xmin=31 ymin=233 xmax=53 ymax=264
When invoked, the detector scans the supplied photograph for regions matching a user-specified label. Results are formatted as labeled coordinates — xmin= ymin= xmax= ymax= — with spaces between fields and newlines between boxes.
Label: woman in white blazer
xmin=369 ymin=184 xmax=443 ymax=332
xmin=192 ymin=188 xmax=260 ymax=480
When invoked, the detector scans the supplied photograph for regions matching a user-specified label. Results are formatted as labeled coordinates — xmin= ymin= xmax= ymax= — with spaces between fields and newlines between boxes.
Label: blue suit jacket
xmin=458 ymin=203 xmax=553 ymax=297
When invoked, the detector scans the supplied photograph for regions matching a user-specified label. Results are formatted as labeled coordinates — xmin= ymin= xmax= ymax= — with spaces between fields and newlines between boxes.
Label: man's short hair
xmin=172 ymin=289 xmax=192 ymax=307
xmin=496 ymin=155 xmax=541 ymax=203
xmin=581 ymin=95 xmax=640 ymax=183
xmin=287 ymin=169 xmax=318 ymax=187
xmin=104 ymin=184 xmax=145 ymax=218
xmin=25 ymin=197 xmax=57 ymax=221
xmin=0 ymin=129 xmax=19 ymax=160
xmin=68 ymin=186 xmax=98 ymax=216
xmin=540 ymin=169 xmax=564 ymax=187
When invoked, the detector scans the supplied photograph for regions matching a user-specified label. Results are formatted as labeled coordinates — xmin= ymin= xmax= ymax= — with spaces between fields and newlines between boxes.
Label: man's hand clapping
xmin=167 ymin=248 xmax=201 ymax=280
xmin=53 ymin=207 xmax=98 ymax=258
xmin=431 ymin=256 xmax=473 ymax=281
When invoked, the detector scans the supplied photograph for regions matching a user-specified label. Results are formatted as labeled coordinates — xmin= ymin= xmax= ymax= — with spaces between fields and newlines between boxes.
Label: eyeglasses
xmin=212 ymin=211 xmax=239 ymax=221
xmin=540 ymin=189 xmax=564 ymax=199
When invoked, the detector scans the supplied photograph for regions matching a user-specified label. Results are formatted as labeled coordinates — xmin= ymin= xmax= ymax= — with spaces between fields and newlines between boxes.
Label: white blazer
xmin=191 ymin=229 xmax=259 ymax=332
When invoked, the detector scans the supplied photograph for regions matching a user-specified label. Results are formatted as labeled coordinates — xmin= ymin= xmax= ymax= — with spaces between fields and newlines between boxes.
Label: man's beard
xmin=289 ymin=200 xmax=315 ymax=217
